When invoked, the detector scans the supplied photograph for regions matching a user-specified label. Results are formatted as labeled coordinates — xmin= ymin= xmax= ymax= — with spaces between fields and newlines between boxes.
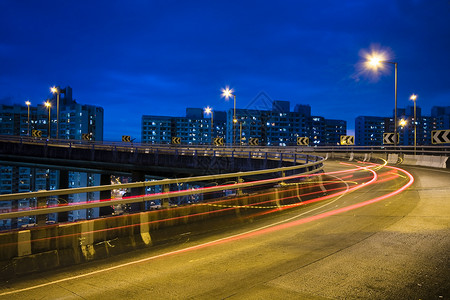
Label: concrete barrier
xmin=387 ymin=154 xmax=398 ymax=164
xmin=402 ymin=155 xmax=418 ymax=166
xmin=413 ymin=155 xmax=448 ymax=169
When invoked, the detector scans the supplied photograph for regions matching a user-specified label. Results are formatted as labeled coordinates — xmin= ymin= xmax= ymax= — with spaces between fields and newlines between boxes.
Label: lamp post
xmin=204 ymin=106 xmax=213 ymax=145
xmin=51 ymin=86 xmax=60 ymax=139
xmin=410 ymin=94 xmax=418 ymax=155
xmin=367 ymin=55 xmax=398 ymax=146
xmin=221 ymin=87 xmax=237 ymax=146
xmin=45 ymin=101 xmax=51 ymax=138
xmin=25 ymin=101 xmax=31 ymax=136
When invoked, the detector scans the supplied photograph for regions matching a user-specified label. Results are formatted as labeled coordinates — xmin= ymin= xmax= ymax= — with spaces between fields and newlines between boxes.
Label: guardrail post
xmin=131 ymin=171 xmax=146 ymax=212
xmin=17 ymin=230 xmax=32 ymax=257
xmin=294 ymin=153 xmax=297 ymax=165
xmin=99 ymin=174 xmax=114 ymax=217
xmin=161 ymin=183 xmax=170 ymax=208
xmin=36 ymin=196 xmax=47 ymax=226
xmin=58 ymin=170 xmax=69 ymax=223
xmin=236 ymin=176 xmax=244 ymax=196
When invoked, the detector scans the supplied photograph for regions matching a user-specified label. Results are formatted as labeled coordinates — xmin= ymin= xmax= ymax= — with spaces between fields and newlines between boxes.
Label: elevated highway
xmin=0 ymin=137 xmax=449 ymax=298
xmin=0 ymin=160 xmax=448 ymax=299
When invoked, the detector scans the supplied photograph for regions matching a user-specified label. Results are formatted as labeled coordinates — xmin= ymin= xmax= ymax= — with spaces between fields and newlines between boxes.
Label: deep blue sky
xmin=1 ymin=0 xmax=449 ymax=141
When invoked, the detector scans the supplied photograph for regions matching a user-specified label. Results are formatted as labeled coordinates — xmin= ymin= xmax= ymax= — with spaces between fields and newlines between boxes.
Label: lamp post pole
xmin=205 ymin=106 xmax=213 ymax=145
xmin=45 ymin=101 xmax=51 ymax=138
xmin=51 ymin=87 xmax=60 ymax=139
xmin=394 ymin=62 xmax=398 ymax=147
xmin=367 ymin=57 xmax=398 ymax=146
xmin=221 ymin=87 xmax=237 ymax=147
xmin=25 ymin=101 xmax=31 ymax=136
xmin=410 ymin=94 xmax=417 ymax=155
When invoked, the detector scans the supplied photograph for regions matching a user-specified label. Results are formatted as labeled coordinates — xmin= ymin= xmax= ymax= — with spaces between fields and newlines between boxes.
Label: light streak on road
xmin=0 ymin=163 xmax=414 ymax=297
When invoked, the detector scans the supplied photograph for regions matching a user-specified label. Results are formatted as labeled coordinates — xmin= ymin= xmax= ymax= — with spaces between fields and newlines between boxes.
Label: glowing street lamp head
xmin=221 ymin=86 xmax=234 ymax=99
xmin=399 ymin=119 xmax=407 ymax=127
xmin=204 ymin=106 xmax=212 ymax=115
xmin=51 ymin=86 xmax=58 ymax=94
xmin=25 ymin=101 xmax=31 ymax=106
xmin=410 ymin=94 xmax=417 ymax=101
xmin=45 ymin=101 xmax=51 ymax=108
xmin=365 ymin=52 xmax=387 ymax=70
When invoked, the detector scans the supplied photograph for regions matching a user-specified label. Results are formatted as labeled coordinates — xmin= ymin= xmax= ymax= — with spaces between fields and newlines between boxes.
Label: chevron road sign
xmin=249 ymin=137 xmax=259 ymax=146
xmin=171 ymin=137 xmax=181 ymax=144
xmin=82 ymin=133 xmax=91 ymax=141
xmin=213 ymin=137 xmax=224 ymax=146
xmin=297 ymin=137 xmax=309 ymax=146
xmin=340 ymin=135 xmax=354 ymax=146
xmin=383 ymin=133 xmax=398 ymax=144
xmin=432 ymin=129 xmax=450 ymax=144
xmin=31 ymin=130 xmax=42 ymax=138
xmin=122 ymin=135 xmax=131 ymax=142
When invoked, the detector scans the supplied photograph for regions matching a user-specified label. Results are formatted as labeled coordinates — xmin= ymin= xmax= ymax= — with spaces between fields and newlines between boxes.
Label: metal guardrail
xmin=0 ymin=134 xmax=448 ymax=222
xmin=1 ymin=135 xmax=449 ymax=155
xmin=0 ymin=135 xmax=325 ymax=221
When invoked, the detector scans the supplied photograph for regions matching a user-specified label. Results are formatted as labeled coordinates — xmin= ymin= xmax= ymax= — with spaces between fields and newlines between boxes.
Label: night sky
xmin=1 ymin=0 xmax=449 ymax=141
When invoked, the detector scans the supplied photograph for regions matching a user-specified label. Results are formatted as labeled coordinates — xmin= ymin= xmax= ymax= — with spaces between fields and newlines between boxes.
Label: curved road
xmin=1 ymin=161 xmax=449 ymax=299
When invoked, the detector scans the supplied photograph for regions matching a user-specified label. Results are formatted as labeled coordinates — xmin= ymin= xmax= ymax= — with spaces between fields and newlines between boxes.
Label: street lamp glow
xmin=364 ymin=49 xmax=389 ymax=71
xmin=399 ymin=119 xmax=407 ymax=127
xmin=221 ymin=87 xmax=234 ymax=99
xmin=50 ymin=86 xmax=58 ymax=94
xmin=204 ymin=106 xmax=212 ymax=115
xmin=45 ymin=101 xmax=51 ymax=108
xmin=25 ymin=101 xmax=31 ymax=106
xmin=410 ymin=94 xmax=417 ymax=101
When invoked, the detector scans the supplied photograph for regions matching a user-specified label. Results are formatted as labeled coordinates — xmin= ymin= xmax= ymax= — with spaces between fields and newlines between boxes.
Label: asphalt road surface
xmin=1 ymin=160 xmax=449 ymax=299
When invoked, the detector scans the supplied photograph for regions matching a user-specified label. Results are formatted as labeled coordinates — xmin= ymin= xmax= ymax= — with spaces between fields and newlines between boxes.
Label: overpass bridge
xmin=0 ymin=136 xmax=449 ymax=298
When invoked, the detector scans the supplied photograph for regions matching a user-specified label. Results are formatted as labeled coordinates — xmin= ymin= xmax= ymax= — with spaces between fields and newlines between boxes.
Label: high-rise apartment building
xmin=0 ymin=86 xmax=104 ymax=229
xmin=355 ymin=106 xmax=450 ymax=146
xmin=142 ymin=108 xmax=227 ymax=145
xmin=143 ymin=101 xmax=346 ymax=147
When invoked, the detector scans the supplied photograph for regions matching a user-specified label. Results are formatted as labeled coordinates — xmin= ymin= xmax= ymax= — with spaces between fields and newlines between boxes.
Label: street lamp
xmin=366 ymin=53 xmax=398 ymax=146
xmin=51 ymin=86 xmax=60 ymax=139
xmin=25 ymin=101 xmax=31 ymax=136
xmin=45 ymin=101 xmax=51 ymax=138
xmin=399 ymin=118 xmax=407 ymax=127
xmin=410 ymin=94 xmax=418 ymax=155
xmin=204 ymin=106 xmax=213 ymax=144
xmin=221 ymin=87 xmax=237 ymax=146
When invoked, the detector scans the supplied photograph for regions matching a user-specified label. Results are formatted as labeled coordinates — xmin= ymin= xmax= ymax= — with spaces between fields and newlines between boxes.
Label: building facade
xmin=142 ymin=108 xmax=227 ymax=145
xmin=142 ymin=101 xmax=346 ymax=147
xmin=355 ymin=106 xmax=450 ymax=146
xmin=0 ymin=86 xmax=104 ymax=229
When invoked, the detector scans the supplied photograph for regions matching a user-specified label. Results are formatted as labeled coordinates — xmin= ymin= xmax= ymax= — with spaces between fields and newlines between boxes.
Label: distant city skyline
xmin=1 ymin=1 xmax=449 ymax=141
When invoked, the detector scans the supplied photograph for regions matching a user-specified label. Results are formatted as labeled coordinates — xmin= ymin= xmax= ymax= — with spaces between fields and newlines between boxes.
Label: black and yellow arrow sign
xmin=249 ymin=137 xmax=259 ymax=146
xmin=171 ymin=137 xmax=181 ymax=144
xmin=297 ymin=137 xmax=309 ymax=146
xmin=432 ymin=129 xmax=450 ymax=144
xmin=213 ymin=137 xmax=224 ymax=146
xmin=383 ymin=133 xmax=398 ymax=144
xmin=122 ymin=135 xmax=131 ymax=142
xmin=32 ymin=130 xmax=42 ymax=138
xmin=82 ymin=133 xmax=91 ymax=141
xmin=340 ymin=135 xmax=354 ymax=145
